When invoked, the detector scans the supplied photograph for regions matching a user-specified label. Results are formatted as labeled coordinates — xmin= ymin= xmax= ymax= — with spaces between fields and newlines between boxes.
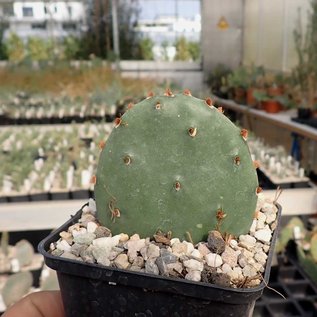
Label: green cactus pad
xmin=95 ymin=92 xmax=258 ymax=243
xmin=2 ymin=271 xmax=33 ymax=307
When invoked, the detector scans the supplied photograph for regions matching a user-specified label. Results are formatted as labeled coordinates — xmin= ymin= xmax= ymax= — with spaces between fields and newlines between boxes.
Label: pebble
xmin=108 ymin=247 xmax=124 ymax=261
xmin=229 ymin=267 xmax=243 ymax=280
xmin=183 ymin=241 xmax=195 ymax=255
xmin=183 ymin=259 xmax=204 ymax=272
xmin=221 ymin=263 xmax=233 ymax=275
xmin=114 ymin=254 xmax=130 ymax=269
xmin=126 ymin=239 xmax=146 ymax=262
xmin=239 ymin=235 xmax=256 ymax=250
xmin=96 ymin=254 xmax=111 ymax=266
xmin=61 ymin=252 xmax=82 ymax=261
xmin=145 ymin=259 xmax=159 ymax=275
xmin=221 ymin=246 xmax=238 ymax=268
xmin=197 ymin=243 xmax=211 ymax=256
xmin=170 ymin=238 xmax=180 ymax=246
xmin=167 ymin=262 xmax=183 ymax=275
xmin=73 ymin=232 xmax=96 ymax=245
xmin=190 ymin=249 xmax=203 ymax=259
xmin=242 ymin=265 xmax=258 ymax=277
xmin=262 ymin=244 xmax=270 ymax=253
xmin=119 ymin=233 xmax=129 ymax=243
xmin=80 ymin=214 xmax=96 ymax=227
xmin=132 ymin=256 xmax=145 ymax=268
xmin=185 ymin=270 xmax=201 ymax=282
xmin=145 ymin=244 xmax=160 ymax=260
xmin=92 ymin=246 xmax=110 ymax=263
xmin=93 ymin=235 xmax=120 ymax=249
xmin=51 ymin=249 xmax=64 ymax=257
xmin=59 ymin=231 xmax=73 ymax=244
xmin=94 ymin=226 xmax=112 ymax=238
xmin=207 ymin=230 xmax=225 ymax=254
xmin=172 ymin=242 xmax=187 ymax=256
xmin=72 ymin=227 xmax=87 ymax=238
xmin=205 ymin=253 xmax=223 ymax=268
xmin=229 ymin=239 xmax=238 ymax=249
xmin=254 ymin=251 xmax=268 ymax=265
xmin=80 ymin=250 xmax=95 ymax=264
xmin=130 ymin=234 xmax=140 ymax=241
xmin=88 ymin=198 xmax=97 ymax=213
xmin=254 ymin=228 xmax=272 ymax=244
xmin=71 ymin=243 xmax=87 ymax=257
xmin=155 ymin=257 xmax=169 ymax=276
xmin=257 ymin=212 xmax=267 ymax=223
xmin=159 ymin=248 xmax=178 ymax=264
xmin=270 ymin=221 xmax=277 ymax=231
xmin=87 ymin=222 xmax=98 ymax=233
xmin=56 ymin=239 xmax=71 ymax=252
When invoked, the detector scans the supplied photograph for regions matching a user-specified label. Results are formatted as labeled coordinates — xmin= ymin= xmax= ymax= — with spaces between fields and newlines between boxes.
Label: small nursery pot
xmin=39 ymin=204 xmax=281 ymax=317
xmin=261 ymin=100 xmax=283 ymax=113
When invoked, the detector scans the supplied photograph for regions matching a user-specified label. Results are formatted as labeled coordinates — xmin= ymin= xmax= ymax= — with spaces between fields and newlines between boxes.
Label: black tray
xmin=254 ymin=244 xmax=317 ymax=316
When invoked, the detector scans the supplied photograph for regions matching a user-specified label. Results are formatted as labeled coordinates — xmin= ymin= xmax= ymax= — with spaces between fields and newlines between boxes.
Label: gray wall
xmin=201 ymin=0 xmax=244 ymax=77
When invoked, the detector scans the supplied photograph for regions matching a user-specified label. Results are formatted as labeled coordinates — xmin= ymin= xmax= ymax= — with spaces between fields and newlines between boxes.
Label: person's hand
xmin=3 ymin=290 xmax=65 ymax=317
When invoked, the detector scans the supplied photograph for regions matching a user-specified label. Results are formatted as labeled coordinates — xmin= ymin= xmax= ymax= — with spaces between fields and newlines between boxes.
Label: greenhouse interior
xmin=0 ymin=0 xmax=317 ymax=316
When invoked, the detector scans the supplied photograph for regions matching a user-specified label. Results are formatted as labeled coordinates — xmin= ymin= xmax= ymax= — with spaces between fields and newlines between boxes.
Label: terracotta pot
xmin=247 ymin=88 xmax=265 ymax=107
xmin=267 ymin=86 xmax=284 ymax=97
xmin=246 ymin=88 xmax=256 ymax=106
xmin=261 ymin=100 xmax=283 ymax=113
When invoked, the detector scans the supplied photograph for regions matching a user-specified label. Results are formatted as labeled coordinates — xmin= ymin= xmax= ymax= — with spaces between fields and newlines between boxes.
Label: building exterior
xmin=0 ymin=0 xmax=87 ymax=40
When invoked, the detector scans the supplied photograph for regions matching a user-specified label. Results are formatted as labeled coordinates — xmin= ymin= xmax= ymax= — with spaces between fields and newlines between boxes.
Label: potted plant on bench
xmin=38 ymin=89 xmax=281 ymax=317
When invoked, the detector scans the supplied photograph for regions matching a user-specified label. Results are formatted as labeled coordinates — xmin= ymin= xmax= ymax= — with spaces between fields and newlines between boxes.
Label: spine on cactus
xmin=94 ymin=90 xmax=259 ymax=243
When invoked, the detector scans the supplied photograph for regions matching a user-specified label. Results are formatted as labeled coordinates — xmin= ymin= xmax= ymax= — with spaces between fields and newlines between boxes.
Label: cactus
xmin=95 ymin=91 xmax=259 ymax=243
xmin=15 ymin=239 xmax=34 ymax=267
xmin=40 ymin=267 xmax=60 ymax=291
xmin=275 ymin=217 xmax=305 ymax=253
xmin=1 ymin=271 xmax=33 ymax=307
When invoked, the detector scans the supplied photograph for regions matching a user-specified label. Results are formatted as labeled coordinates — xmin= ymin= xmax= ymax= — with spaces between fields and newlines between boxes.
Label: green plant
xmin=207 ymin=64 xmax=232 ymax=95
xmin=0 ymin=23 xmax=8 ymax=60
xmin=5 ymin=32 xmax=25 ymax=63
xmin=62 ymin=36 xmax=81 ymax=60
xmin=15 ymin=239 xmax=34 ymax=267
xmin=253 ymin=90 xmax=295 ymax=109
xmin=275 ymin=217 xmax=305 ymax=253
xmin=292 ymin=1 xmax=317 ymax=109
xmin=188 ymin=41 xmax=200 ymax=61
xmin=174 ymin=37 xmax=191 ymax=61
xmin=1 ymin=271 xmax=33 ymax=307
xmin=227 ymin=66 xmax=250 ymax=89
xmin=138 ymin=38 xmax=154 ymax=60
xmin=26 ymin=37 xmax=50 ymax=62
xmin=94 ymin=91 xmax=259 ymax=243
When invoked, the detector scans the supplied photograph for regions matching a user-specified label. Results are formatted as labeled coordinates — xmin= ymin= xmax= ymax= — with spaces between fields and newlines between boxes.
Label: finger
xmin=3 ymin=291 xmax=65 ymax=317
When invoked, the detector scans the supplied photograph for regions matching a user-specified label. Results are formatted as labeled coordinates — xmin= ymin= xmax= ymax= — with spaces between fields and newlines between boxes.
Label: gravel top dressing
xmin=49 ymin=193 xmax=278 ymax=289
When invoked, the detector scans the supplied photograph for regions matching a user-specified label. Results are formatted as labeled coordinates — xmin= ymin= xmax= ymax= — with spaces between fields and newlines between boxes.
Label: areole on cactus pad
xmin=94 ymin=90 xmax=259 ymax=243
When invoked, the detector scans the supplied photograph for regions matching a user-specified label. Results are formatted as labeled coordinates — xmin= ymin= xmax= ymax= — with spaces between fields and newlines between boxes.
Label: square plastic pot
xmin=38 ymin=204 xmax=281 ymax=317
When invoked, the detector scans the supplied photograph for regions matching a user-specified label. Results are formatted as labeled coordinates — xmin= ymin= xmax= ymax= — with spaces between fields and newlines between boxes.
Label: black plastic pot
xmin=297 ymin=107 xmax=312 ymax=120
xmin=39 ymin=204 xmax=281 ymax=317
